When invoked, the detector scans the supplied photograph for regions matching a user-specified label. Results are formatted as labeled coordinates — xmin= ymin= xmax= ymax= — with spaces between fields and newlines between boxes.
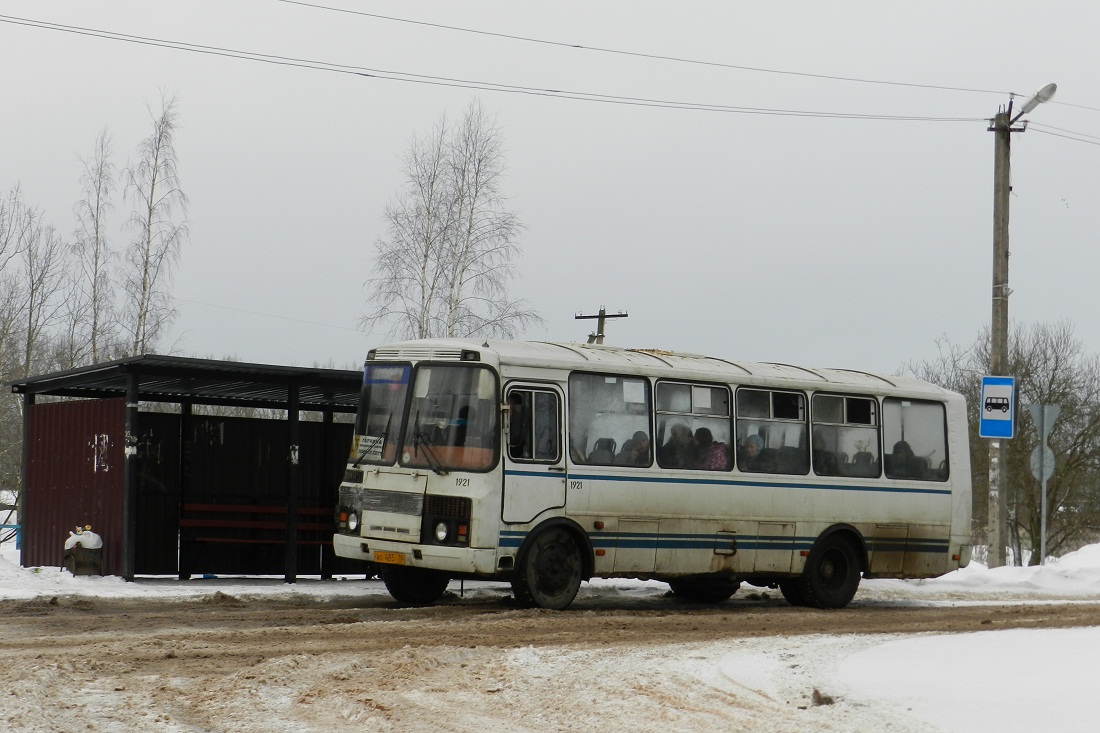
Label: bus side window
xmin=882 ymin=398 xmax=948 ymax=481
xmin=811 ymin=394 xmax=880 ymax=478
xmin=736 ymin=388 xmax=808 ymax=475
xmin=507 ymin=389 xmax=561 ymax=463
xmin=568 ymin=373 xmax=651 ymax=466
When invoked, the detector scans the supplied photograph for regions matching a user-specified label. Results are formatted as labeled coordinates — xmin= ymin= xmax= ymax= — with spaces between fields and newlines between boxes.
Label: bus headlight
xmin=347 ymin=511 xmax=360 ymax=533
xmin=434 ymin=522 xmax=450 ymax=543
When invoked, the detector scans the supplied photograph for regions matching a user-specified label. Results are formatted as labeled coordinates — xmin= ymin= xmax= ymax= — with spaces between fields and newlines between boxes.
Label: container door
xmin=502 ymin=385 xmax=567 ymax=523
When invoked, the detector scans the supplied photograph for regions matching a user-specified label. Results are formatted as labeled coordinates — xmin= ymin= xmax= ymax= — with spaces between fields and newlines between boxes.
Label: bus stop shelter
xmin=9 ymin=355 xmax=362 ymax=581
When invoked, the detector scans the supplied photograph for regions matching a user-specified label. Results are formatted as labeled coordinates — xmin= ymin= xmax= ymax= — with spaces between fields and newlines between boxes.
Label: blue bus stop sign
xmin=979 ymin=375 xmax=1016 ymax=439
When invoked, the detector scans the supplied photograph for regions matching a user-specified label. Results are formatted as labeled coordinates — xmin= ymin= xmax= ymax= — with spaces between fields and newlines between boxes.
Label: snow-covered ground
xmin=4 ymin=542 xmax=1100 ymax=732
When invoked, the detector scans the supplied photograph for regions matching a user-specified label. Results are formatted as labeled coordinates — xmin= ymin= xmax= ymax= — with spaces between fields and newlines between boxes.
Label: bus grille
xmin=424 ymin=494 xmax=471 ymax=520
xmin=340 ymin=486 xmax=423 ymax=516
xmin=371 ymin=347 xmax=466 ymax=361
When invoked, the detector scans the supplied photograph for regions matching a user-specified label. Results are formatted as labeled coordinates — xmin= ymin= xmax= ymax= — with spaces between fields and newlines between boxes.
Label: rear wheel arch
xmin=788 ymin=524 xmax=867 ymax=609
xmin=815 ymin=524 xmax=868 ymax=571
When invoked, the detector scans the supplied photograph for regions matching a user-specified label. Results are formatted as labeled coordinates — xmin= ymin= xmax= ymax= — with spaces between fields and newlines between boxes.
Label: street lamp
xmin=986 ymin=83 xmax=1056 ymax=568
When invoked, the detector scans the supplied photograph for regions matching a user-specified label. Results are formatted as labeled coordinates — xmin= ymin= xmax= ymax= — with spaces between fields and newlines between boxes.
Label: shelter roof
xmin=8 ymin=355 xmax=362 ymax=411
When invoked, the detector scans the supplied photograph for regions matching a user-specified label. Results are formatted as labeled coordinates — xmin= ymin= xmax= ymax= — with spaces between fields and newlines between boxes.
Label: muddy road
xmin=5 ymin=587 xmax=1100 ymax=732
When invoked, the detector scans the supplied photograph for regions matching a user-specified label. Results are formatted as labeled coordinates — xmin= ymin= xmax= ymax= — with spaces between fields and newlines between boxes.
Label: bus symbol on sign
xmin=979 ymin=376 xmax=1015 ymax=439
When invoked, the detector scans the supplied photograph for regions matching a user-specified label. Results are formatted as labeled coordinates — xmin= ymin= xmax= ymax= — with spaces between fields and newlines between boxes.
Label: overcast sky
xmin=3 ymin=1 xmax=1098 ymax=375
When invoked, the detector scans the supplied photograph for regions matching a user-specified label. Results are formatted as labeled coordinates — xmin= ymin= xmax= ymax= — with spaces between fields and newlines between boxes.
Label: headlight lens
xmin=434 ymin=522 xmax=450 ymax=543
xmin=347 ymin=511 xmax=359 ymax=532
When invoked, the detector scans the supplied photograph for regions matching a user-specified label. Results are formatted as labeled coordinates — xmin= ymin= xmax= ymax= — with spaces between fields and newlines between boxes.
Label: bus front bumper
xmin=332 ymin=533 xmax=501 ymax=576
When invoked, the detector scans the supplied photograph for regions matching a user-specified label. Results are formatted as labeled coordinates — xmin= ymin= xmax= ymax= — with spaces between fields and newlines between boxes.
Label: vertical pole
xmin=1038 ymin=406 xmax=1048 ymax=566
xmin=285 ymin=384 xmax=301 ymax=583
xmin=122 ymin=374 xmax=140 ymax=580
xmin=988 ymin=111 xmax=1011 ymax=568
xmin=19 ymin=392 xmax=35 ymax=561
xmin=178 ymin=401 xmax=192 ymax=580
xmin=320 ymin=405 xmax=334 ymax=580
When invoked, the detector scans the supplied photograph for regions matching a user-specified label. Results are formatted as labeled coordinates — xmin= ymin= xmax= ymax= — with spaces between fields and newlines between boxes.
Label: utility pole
xmin=987 ymin=108 xmax=1012 ymax=568
xmin=986 ymin=83 xmax=1056 ymax=567
xmin=575 ymin=306 xmax=627 ymax=345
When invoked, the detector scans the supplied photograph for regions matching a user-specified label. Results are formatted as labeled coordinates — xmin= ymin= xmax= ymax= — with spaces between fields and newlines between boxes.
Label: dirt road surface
xmin=5 ymin=583 xmax=1100 ymax=732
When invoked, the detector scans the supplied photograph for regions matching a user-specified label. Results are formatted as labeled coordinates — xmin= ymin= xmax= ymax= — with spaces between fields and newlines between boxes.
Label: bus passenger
xmin=693 ymin=427 xmax=730 ymax=470
xmin=507 ymin=393 xmax=530 ymax=459
xmin=888 ymin=440 xmax=922 ymax=478
xmin=615 ymin=431 xmax=651 ymax=466
xmin=658 ymin=423 xmax=694 ymax=468
xmin=738 ymin=434 xmax=764 ymax=471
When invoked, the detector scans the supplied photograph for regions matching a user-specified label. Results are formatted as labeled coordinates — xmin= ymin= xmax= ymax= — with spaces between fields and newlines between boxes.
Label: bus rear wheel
xmin=381 ymin=566 xmax=450 ymax=605
xmin=778 ymin=579 xmax=810 ymax=606
xmin=668 ymin=577 xmax=739 ymax=603
xmin=792 ymin=534 xmax=861 ymax=609
xmin=512 ymin=526 xmax=584 ymax=610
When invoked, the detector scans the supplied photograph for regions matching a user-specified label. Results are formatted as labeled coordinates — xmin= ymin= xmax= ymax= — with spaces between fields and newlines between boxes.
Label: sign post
xmin=1027 ymin=403 xmax=1060 ymax=565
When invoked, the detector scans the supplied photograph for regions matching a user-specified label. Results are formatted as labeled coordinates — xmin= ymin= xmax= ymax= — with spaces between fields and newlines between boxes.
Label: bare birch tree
xmin=20 ymin=207 xmax=66 ymax=378
xmin=72 ymin=128 xmax=118 ymax=362
xmin=363 ymin=99 xmax=540 ymax=340
xmin=122 ymin=95 xmax=188 ymax=355
xmin=0 ymin=188 xmax=29 ymax=364
xmin=365 ymin=118 xmax=453 ymax=339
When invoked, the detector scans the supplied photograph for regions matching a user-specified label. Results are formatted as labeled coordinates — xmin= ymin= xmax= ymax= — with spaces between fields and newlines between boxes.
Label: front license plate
xmin=373 ymin=551 xmax=406 ymax=566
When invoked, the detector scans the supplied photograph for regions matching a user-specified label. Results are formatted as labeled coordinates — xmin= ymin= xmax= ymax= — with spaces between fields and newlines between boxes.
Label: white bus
xmin=333 ymin=339 xmax=972 ymax=609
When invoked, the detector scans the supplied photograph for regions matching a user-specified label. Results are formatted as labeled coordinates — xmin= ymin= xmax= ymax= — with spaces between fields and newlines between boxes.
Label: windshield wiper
xmin=413 ymin=413 xmax=448 ymax=476
xmin=353 ymin=414 xmax=392 ymax=468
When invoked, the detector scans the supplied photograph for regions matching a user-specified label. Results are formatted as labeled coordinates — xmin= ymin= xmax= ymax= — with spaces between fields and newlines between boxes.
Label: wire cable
xmin=0 ymin=14 xmax=984 ymax=122
xmin=1029 ymin=123 xmax=1100 ymax=143
xmin=1030 ymin=128 xmax=1100 ymax=147
xmin=273 ymin=0 xmax=1013 ymax=97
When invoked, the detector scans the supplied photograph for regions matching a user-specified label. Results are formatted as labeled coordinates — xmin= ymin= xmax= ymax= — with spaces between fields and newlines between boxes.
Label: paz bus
xmin=333 ymin=339 xmax=972 ymax=609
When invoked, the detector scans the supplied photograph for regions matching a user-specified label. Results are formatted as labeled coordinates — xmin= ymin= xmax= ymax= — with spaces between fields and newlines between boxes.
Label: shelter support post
xmin=19 ymin=392 xmax=34 ymax=568
xmin=122 ymin=375 xmax=140 ymax=580
xmin=284 ymin=384 xmax=301 ymax=583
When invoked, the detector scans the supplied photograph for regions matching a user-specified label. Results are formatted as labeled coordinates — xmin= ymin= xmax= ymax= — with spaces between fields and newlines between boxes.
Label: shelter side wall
xmin=24 ymin=398 xmax=126 ymax=572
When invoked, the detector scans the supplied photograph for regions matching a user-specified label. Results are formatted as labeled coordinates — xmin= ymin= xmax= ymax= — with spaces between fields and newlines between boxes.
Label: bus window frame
xmin=398 ymin=361 xmax=502 ymax=474
xmin=882 ymin=397 xmax=950 ymax=482
xmin=810 ymin=392 xmax=882 ymax=479
xmin=735 ymin=386 xmax=810 ymax=476
xmin=654 ymin=379 xmax=733 ymax=471
xmin=505 ymin=383 xmax=564 ymax=465
xmin=567 ymin=371 xmax=653 ymax=467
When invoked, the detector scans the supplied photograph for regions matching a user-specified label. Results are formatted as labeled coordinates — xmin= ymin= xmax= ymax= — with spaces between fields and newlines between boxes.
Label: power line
xmin=1029 ymin=122 xmax=1100 ymax=143
xmin=274 ymin=0 xmax=1013 ymax=97
xmin=0 ymin=14 xmax=983 ymax=122
xmin=1030 ymin=127 xmax=1100 ymax=147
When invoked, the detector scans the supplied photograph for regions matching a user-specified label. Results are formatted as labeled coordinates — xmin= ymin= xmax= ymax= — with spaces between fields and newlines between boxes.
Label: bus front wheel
xmin=512 ymin=526 xmax=584 ymax=610
xmin=381 ymin=566 xmax=450 ymax=605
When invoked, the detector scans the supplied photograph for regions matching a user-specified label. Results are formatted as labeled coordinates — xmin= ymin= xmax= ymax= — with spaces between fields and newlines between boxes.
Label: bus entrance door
xmin=501 ymin=386 xmax=567 ymax=524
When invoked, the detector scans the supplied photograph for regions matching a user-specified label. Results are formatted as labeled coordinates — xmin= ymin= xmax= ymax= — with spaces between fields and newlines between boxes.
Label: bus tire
xmin=668 ymin=577 xmax=739 ymax=603
xmin=799 ymin=533 xmax=862 ymax=609
xmin=512 ymin=526 xmax=584 ymax=610
xmin=380 ymin=566 xmax=450 ymax=605
xmin=778 ymin=579 xmax=809 ymax=607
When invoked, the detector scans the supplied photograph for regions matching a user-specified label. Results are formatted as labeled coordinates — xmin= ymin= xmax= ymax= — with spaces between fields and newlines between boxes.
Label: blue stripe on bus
xmin=503 ymin=469 xmax=952 ymax=496
xmin=498 ymin=530 xmax=949 ymax=554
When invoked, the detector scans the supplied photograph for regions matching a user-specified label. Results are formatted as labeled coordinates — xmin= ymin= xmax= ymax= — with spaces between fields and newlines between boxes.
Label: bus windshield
xmin=401 ymin=364 xmax=499 ymax=472
xmin=353 ymin=363 xmax=410 ymax=465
